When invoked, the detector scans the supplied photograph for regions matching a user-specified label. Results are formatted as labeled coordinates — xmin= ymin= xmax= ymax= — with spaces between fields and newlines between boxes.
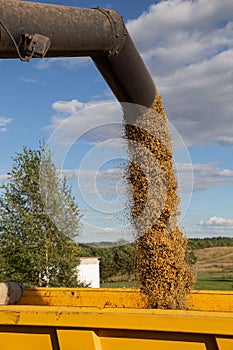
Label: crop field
xmin=101 ymin=246 xmax=233 ymax=290
xmin=194 ymin=246 xmax=233 ymax=290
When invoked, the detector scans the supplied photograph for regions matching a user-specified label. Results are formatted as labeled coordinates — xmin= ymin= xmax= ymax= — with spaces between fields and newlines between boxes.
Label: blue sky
xmin=1 ymin=0 xmax=233 ymax=242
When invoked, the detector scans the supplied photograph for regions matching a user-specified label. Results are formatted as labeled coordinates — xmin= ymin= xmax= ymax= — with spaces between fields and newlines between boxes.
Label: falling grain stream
xmin=125 ymin=93 xmax=195 ymax=309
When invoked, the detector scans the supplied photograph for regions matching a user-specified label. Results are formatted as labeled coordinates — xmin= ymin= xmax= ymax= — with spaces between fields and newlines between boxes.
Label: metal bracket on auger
xmin=19 ymin=32 xmax=51 ymax=60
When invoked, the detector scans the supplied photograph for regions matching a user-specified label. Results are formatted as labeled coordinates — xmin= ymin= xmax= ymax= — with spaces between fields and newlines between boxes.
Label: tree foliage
xmin=80 ymin=242 xmax=137 ymax=283
xmin=188 ymin=237 xmax=233 ymax=250
xmin=80 ymin=237 xmax=233 ymax=284
xmin=0 ymin=145 xmax=82 ymax=287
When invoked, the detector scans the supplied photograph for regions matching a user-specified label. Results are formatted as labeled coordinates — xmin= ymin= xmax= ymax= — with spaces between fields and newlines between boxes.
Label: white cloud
xmin=36 ymin=57 xmax=90 ymax=70
xmin=46 ymin=99 xmax=124 ymax=146
xmin=200 ymin=216 xmax=233 ymax=227
xmin=127 ymin=0 xmax=233 ymax=147
xmin=60 ymin=167 xmax=127 ymax=197
xmin=127 ymin=0 xmax=233 ymax=68
xmin=52 ymin=100 xmax=85 ymax=114
xmin=192 ymin=163 xmax=233 ymax=191
xmin=0 ymin=174 xmax=10 ymax=182
xmin=78 ymin=227 xmax=127 ymax=244
xmin=19 ymin=76 xmax=37 ymax=84
xmin=177 ymin=162 xmax=233 ymax=192
xmin=197 ymin=215 xmax=233 ymax=237
xmin=46 ymin=1 xmax=233 ymax=148
xmin=158 ymin=50 xmax=233 ymax=146
xmin=0 ymin=117 xmax=12 ymax=132
xmin=61 ymin=167 xmax=123 ymax=179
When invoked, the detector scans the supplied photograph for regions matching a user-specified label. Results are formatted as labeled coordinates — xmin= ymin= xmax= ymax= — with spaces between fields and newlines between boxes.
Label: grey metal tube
xmin=0 ymin=0 xmax=156 ymax=108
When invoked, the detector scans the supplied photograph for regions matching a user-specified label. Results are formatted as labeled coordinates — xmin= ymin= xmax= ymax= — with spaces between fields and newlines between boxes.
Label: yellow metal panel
xmin=216 ymin=338 xmax=233 ymax=350
xmin=0 ymin=332 xmax=52 ymax=350
xmin=1 ymin=305 xmax=233 ymax=337
xmin=57 ymin=330 xmax=102 ymax=350
xmin=17 ymin=288 xmax=149 ymax=308
xmin=187 ymin=290 xmax=233 ymax=312
xmin=1 ymin=289 xmax=233 ymax=350
xmin=100 ymin=337 xmax=207 ymax=350
xmin=16 ymin=288 xmax=233 ymax=312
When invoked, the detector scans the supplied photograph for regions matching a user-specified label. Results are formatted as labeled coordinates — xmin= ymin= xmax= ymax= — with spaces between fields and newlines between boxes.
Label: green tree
xmin=0 ymin=144 xmax=82 ymax=287
xmin=113 ymin=244 xmax=137 ymax=279
xmin=80 ymin=242 xmax=137 ymax=283
xmin=0 ymin=253 xmax=7 ymax=281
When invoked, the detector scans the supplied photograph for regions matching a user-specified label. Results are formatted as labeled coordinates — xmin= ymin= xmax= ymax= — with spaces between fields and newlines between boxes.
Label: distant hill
xmin=80 ymin=236 xmax=233 ymax=250
xmin=79 ymin=238 xmax=131 ymax=249
xmin=195 ymin=246 xmax=233 ymax=274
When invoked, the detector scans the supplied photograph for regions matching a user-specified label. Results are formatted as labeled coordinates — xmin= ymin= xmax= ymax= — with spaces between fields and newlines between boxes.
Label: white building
xmin=77 ymin=257 xmax=100 ymax=288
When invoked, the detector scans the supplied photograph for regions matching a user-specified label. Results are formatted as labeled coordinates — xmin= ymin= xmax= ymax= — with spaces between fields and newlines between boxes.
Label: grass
xmin=193 ymin=279 xmax=233 ymax=290
xmin=193 ymin=272 xmax=233 ymax=290
xmin=193 ymin=247 xmax=233 ymax=290
xmin=101 ymin=247 xmax=233 ymax=290
xmin=101 ymin=281 xmax=138 ymax=288
xmin=101 ymin=273 xmax=233 ymax=290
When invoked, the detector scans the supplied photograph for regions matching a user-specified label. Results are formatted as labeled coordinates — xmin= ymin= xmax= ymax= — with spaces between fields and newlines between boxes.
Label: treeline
xmin=80 ymin=237 xmax=233 ymax=283
xmin=188 ymin=237 xmax=233 ymax=250
xmin=80 ymin=242 xmax=137 ymax=283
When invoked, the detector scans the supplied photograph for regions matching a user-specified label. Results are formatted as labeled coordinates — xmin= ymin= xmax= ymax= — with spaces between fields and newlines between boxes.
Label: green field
xmin=193 ymin=246 xmax=233 ymax=290
xmin=193 ymin=272 xmax=233 ymax=290
xmin=98 ymin=244 xmax=233 ymax=290
xmin=101 ymin=281 xmax=138 ymax=288
xmin=101 ymin=272 xmax=233 ymax=290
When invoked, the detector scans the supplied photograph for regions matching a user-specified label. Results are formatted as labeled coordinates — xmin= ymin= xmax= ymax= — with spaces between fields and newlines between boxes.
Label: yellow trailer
xmin=0 ymin=288 xmax=233 ymax=350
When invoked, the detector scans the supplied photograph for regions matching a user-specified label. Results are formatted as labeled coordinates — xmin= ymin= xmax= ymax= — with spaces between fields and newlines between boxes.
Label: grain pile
xmin=125 ymin=93 xmax=195 ymax=309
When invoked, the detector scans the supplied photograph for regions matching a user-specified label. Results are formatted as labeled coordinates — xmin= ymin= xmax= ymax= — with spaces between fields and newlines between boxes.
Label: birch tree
xmin=0 ymin=144 xmax=82 ymax=287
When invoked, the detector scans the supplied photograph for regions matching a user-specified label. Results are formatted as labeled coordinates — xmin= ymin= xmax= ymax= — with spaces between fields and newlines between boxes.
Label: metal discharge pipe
xmin=0 ymin=0 xmax=156 ymax=109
